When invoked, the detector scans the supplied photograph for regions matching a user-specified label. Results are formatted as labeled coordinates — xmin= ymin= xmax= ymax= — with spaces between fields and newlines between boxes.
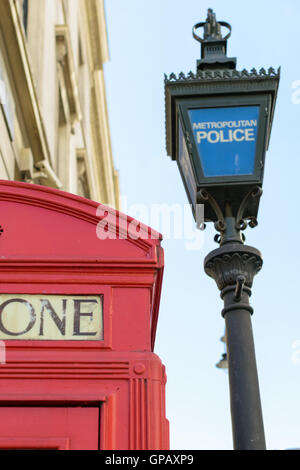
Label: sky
xmin=104 ymin=0 xmax=300 ymax=450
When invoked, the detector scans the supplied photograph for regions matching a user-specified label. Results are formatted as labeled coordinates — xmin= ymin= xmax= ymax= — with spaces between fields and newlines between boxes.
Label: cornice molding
xmin=85 ymin=0 xmax=109 ymax=70
xmin=56 ymin=24 xmax=82 ymax=124
xmin=92 ymin=70 xmax=116 ymax=206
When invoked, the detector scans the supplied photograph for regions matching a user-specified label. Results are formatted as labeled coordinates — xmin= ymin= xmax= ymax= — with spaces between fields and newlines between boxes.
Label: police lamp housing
xmin=165 ymin=70 xmax=280 ymax=223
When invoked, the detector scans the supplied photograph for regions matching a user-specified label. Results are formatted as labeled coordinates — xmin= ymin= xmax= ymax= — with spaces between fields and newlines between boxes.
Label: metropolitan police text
xmin=193 ymin=119 xmax=257 ymax=144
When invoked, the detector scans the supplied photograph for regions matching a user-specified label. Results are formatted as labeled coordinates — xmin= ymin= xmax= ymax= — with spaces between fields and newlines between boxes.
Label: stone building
xmin=0 ymin=0 xmax=119 ymax=208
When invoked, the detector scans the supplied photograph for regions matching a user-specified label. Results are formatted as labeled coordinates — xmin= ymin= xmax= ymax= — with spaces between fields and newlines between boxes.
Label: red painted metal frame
xmin=0 ymin=437 xmax=70 ymax=450
xmin=0 ymin=181 xmax=169 ymax=450
xmin=0 ymin=407 xmax=100 ymax=449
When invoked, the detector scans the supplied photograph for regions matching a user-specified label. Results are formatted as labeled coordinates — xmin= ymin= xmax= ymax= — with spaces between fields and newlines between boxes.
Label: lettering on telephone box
xmin=0 ymin=294 xmax=103 ymax=340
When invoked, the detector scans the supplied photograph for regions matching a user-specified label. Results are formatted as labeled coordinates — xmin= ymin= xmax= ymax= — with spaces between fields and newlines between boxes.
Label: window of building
xmin=16 ymin=0 xmax=29 ymax=34
xmin=57 ymin=87 xmax=71 ymax=189
xmin=77 ymin=149 xmax=90 ymax=199
xmin=0 ymin=51 xmax=15 ymax=140
xmin=23 ymin=0 xmax=29 ymax=34
xmin=0 ymin=33 xmax=28 ymax=181
xmin=78 ymin=35 xmax=84 ymax=67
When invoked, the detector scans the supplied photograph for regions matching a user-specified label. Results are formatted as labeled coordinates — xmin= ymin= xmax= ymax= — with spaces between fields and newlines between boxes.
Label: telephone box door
xmin=0 ymin=406 xmax=100 ymax=450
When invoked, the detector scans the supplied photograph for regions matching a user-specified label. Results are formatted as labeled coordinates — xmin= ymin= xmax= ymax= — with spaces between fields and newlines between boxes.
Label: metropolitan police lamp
xmin=164 ymin=9 xmax=280 ymax=450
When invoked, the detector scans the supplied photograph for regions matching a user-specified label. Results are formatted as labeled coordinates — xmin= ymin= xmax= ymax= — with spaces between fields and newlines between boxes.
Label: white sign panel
xmin=0 ymin=294 xmax=103 ymax=341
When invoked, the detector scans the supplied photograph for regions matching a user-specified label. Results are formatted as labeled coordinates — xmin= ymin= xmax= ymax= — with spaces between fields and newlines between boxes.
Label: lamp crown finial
xmin=193 ymin=9 xmax=232 ymax=44
xmin=204 ymin=8 xmax=223 ymax=41
xmin=193 ymin=9 xmax=235 ymax=71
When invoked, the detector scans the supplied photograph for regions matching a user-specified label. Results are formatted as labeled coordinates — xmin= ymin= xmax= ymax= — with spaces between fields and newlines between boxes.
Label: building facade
xmin=0 ymin=0 xmax=119 ymax=208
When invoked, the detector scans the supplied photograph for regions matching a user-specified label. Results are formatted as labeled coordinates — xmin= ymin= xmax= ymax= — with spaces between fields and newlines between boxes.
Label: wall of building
xmin=0 ymin=0 xmax=119 ymax=208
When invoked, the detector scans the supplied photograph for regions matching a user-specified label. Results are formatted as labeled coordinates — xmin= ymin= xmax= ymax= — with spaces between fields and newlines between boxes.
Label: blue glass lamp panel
xmin=188 ymin=106 xmax=260 ymax=177
xmin=178 ymin=119 xmax=197 ymax=209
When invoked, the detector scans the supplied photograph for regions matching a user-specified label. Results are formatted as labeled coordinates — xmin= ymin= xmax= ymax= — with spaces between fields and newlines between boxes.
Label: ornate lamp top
xmin=193 ymin=9 xmax=235 ymax=71
xmin=193 ymin=8 xmax=232 ymax=43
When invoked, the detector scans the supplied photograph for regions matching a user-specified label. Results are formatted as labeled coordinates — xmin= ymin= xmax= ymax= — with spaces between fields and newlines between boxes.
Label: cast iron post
xmin=204 ymin=239 xmax=266 ymax=450
xmin=203 ymin=193 xmax=266 ymax=449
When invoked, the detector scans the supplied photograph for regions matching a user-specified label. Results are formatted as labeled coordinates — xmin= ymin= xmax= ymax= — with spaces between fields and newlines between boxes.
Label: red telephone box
xmin=0 ymin=180 xmax=168 ymax=450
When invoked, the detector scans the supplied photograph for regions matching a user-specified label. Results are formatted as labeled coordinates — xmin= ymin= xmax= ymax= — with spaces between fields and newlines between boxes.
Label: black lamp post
xmin=164 ymin=9 xmax=280 ymax=450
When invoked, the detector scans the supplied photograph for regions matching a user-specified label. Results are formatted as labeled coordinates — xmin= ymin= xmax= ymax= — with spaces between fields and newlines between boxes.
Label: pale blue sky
xmin=104 ymin=0 xmax=300 ymax=450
